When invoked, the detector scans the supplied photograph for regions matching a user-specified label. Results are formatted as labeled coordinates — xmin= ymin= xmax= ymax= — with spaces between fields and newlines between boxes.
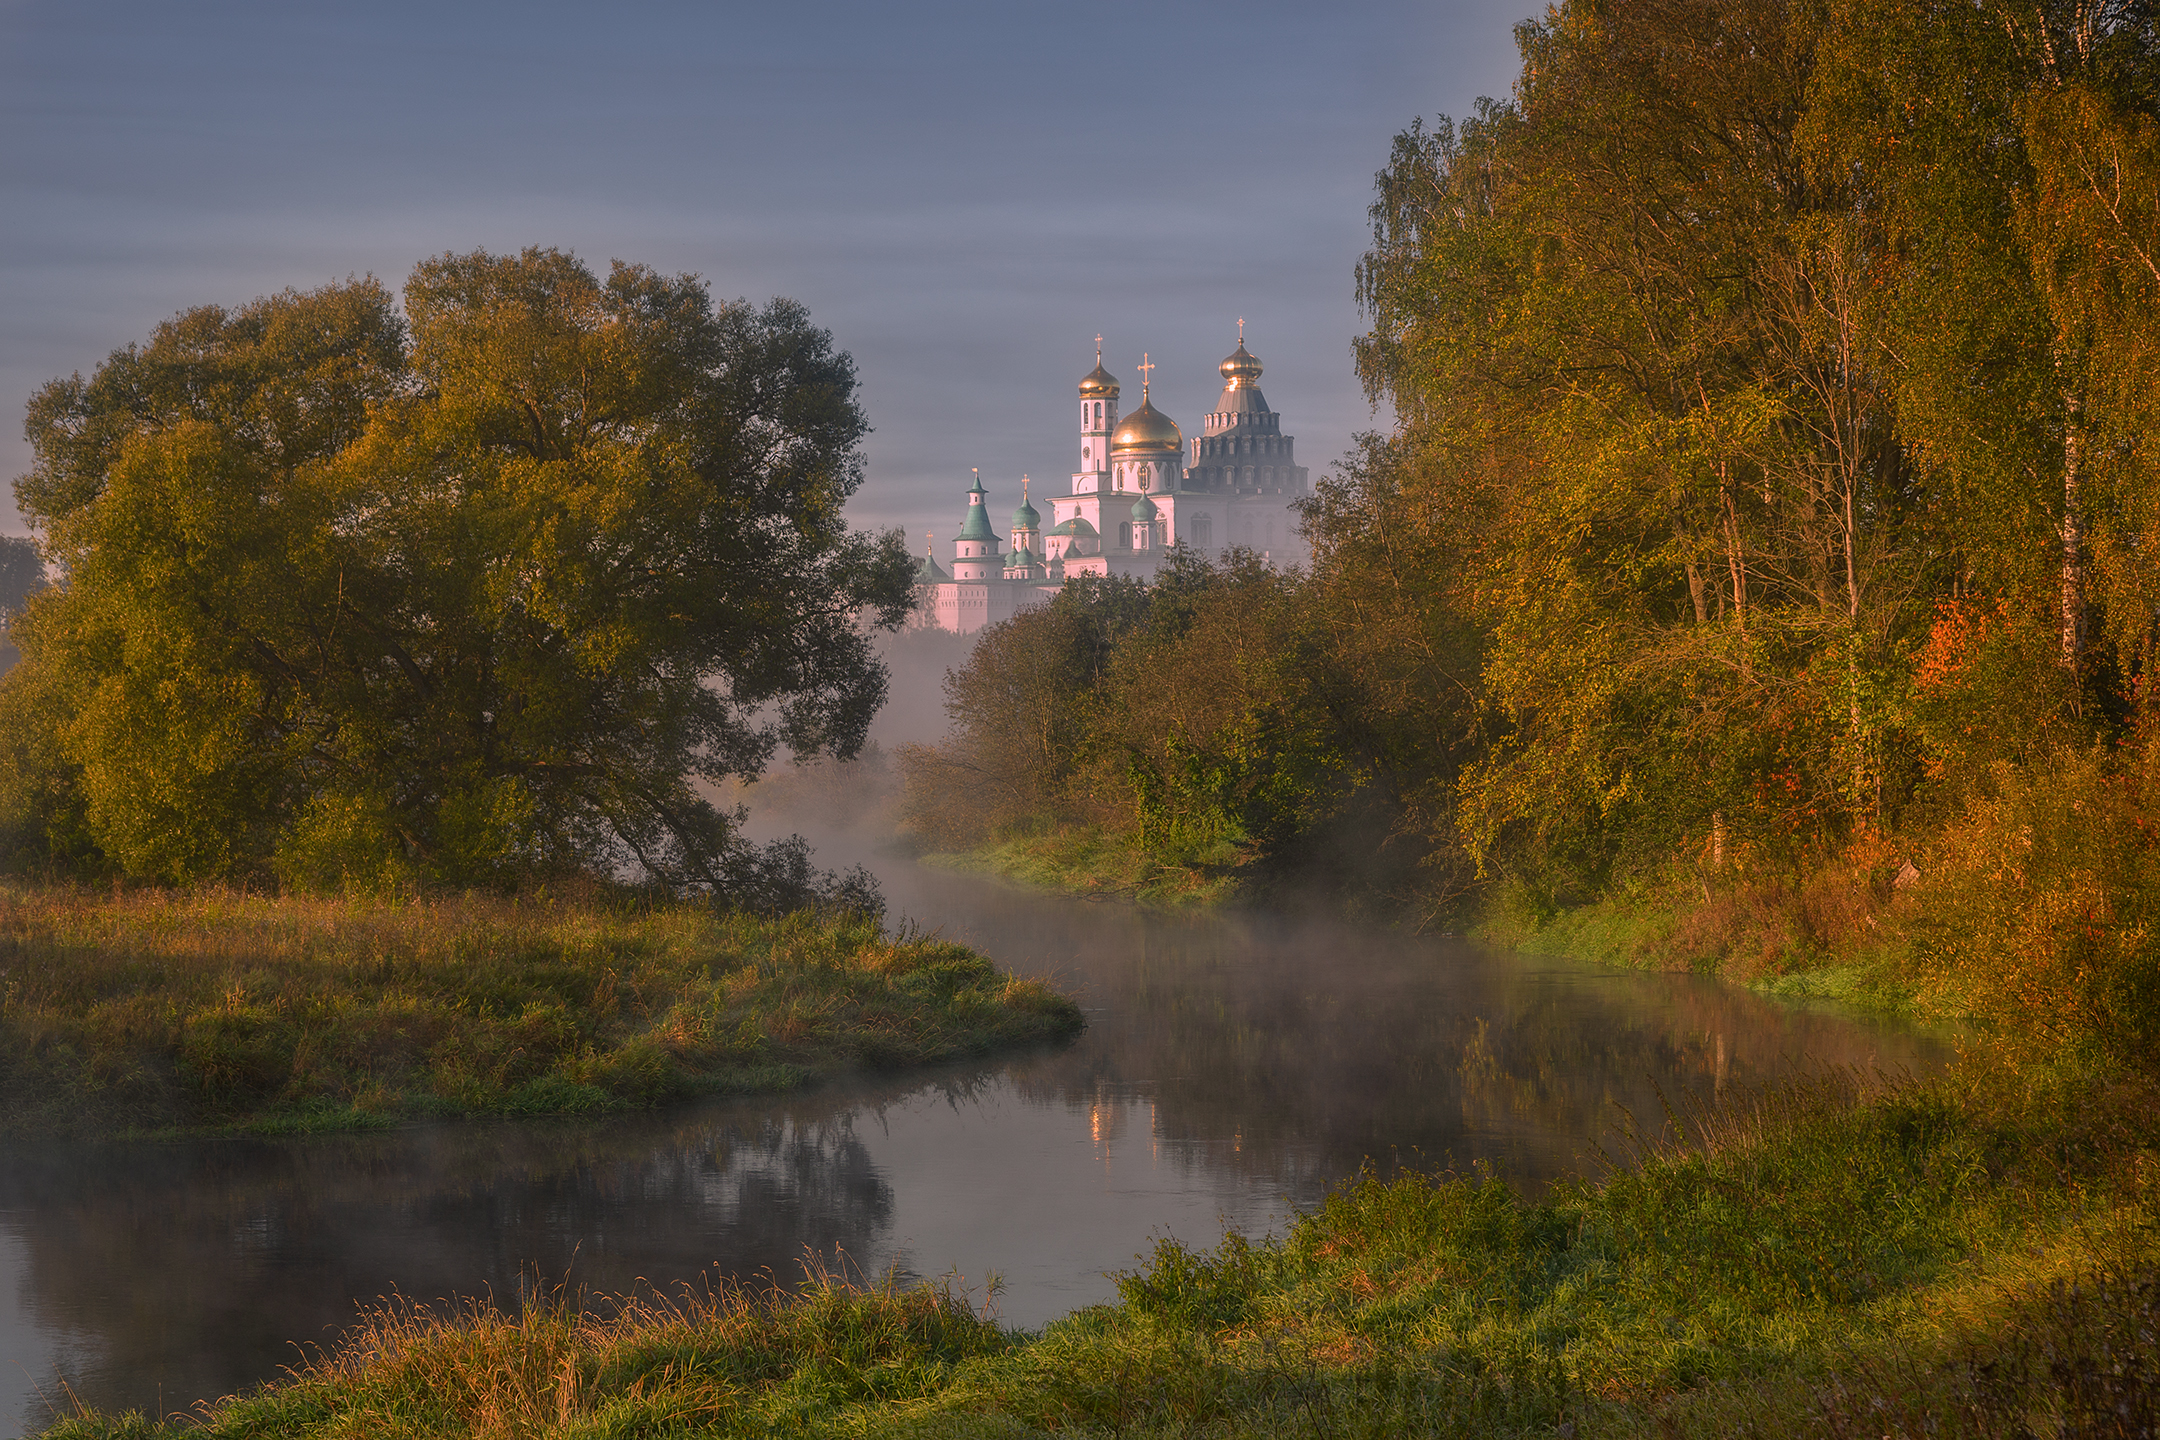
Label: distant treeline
xmin=902 ymin=0 xmax=2160 ymax=1073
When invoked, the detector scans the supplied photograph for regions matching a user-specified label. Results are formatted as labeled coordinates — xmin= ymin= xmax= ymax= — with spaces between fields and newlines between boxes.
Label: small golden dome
xmin=1111 ymin=397 xmax=1181 ymax=453
xmin=1079 ymin=362 xmax=1120 ymax=397
xmin=1219 ymin=340 xmax=1263 ymax=386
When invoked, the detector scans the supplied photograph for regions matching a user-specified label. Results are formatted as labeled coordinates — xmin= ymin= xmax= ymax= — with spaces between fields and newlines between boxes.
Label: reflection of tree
xmin=0 ymin=1071 xmax=982 ymax=1430
xmin=965 ymin=885 xmax=1950 ymax=1202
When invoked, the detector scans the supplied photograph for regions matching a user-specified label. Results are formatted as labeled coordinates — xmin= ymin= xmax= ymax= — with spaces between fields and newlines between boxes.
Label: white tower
xmin=1074 ymin=338 xmax=1119 ymax=496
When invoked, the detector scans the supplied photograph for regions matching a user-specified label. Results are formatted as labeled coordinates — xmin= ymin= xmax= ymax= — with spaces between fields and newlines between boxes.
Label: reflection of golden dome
xmin=1219 ymin=340 xmax=1263 ymax=386
xmin=1079 ymin=362 xmax=1120 ymax=397
xmin=1111 ymin=397 xmax=1181 ymax=453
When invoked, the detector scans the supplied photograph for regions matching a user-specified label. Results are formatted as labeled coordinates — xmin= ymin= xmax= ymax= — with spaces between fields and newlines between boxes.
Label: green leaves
xmin=5 ymin=249 xmax=911 ymax=892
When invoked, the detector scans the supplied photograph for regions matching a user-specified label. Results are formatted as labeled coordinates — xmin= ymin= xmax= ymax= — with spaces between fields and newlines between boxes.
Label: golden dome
xmin=1219 ymin=340 xmax=1263 ymax=386
xmin=1111 ymin=396 xmax=1181 ymax=453
xmin=1079 ymin=362 xmax=1120 ymax=397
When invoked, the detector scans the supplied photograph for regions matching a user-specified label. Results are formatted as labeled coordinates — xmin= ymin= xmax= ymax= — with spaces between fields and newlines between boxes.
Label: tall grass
xmin=0 ymin=882 xmax=1082 ymax=1136
xmin=923 ymin=824 xmax=1246 ymax=908
xmin=39 ymin=1066 xmax=2160 ymax=1438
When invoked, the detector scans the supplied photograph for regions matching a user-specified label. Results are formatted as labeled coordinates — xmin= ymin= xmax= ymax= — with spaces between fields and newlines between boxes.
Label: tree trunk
xmin=2060 ymin=378 xmax=2087 ymax=671
xmin=1721 ymin=470 xmax=1750 ymax=679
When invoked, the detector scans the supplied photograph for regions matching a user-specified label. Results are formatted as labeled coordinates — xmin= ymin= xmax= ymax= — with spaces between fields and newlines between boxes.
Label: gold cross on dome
xmin=1238 ymin=317 xmax=1245 ymax=343
xmin=1136 ymin=353 xmax=1155 ymax=392
xmin=1095 ymin=334 xmax=1103 ymax=361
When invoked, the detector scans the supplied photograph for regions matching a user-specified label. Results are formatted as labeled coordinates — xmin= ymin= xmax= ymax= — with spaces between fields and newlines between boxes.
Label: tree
xmin=6 ymin=248 xmax=914 ymax=891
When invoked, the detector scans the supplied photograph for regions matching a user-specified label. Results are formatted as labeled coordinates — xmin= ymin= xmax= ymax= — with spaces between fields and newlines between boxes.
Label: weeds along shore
xmin=33 ymin=1063 xmax=2160 ymax=1439
xmin=0 ymin=882 xmax=1083 ymax=1138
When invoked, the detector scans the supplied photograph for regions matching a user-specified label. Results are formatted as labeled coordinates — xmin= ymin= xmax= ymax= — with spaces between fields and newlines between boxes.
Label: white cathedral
xmin=913 ymin=330 xmax=1310 ymax=634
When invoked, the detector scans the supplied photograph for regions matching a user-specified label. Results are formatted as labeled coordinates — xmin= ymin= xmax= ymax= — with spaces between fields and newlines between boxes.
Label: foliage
xmin=901 ymin=3 xmax=2160 ymax=1082
xmin=898 ymin=545 xmax=1482 ymax=917
xmin=0 ymin=882 xmax=1082 ymax=1137
xmin=1899 ymin=747 xmax=2160 ymax=1075
xmin=36 ymin=1069 xmax=2160 ymax=1437
xmin=3 ymin=248 xmax=915 ymax=893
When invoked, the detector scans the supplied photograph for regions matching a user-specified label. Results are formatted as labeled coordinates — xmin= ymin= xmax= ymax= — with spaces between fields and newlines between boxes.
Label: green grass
xmin=0 ymin=882 xmax=1083 ymax=1137
xmin=36 ymin=1065 xmax=2160 ymax=1438
xmin=923 ymin=825 xmax=1247 ymax=908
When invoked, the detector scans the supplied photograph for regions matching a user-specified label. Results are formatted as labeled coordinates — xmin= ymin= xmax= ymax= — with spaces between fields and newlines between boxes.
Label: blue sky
xmin=0 ymin=0 xmax=1531 ymax=546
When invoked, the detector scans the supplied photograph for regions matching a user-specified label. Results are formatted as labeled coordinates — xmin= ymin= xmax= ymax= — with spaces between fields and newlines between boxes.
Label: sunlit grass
xmin=924 ymin=825 xmax=1247 ymax=908
xmin=0 ymin=881 xmax=1083 ymax=1137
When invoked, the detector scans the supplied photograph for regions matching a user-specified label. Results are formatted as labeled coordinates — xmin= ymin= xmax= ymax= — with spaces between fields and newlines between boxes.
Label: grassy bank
xmin=921 ymin=825 xmax=1245 ymax=909
xmin=39 ymin=1065 xmax=2159 ymax=1438
xmin=0 ymin=883 xmax=1083 ymax=1137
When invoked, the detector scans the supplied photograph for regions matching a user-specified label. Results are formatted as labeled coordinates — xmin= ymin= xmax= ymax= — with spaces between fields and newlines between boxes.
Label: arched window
xmin=1119 ymin=522 xmax=1133 ymax=549
xmin=1194 ymin=515 xmax=1213 ymax=547
xmin=1138 ymin=464 xmax=1151 ymax=490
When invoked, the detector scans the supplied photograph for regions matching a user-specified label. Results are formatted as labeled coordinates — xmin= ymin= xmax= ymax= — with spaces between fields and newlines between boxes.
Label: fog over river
xmin=0 ymin=850 xmax=1951 ymax=1436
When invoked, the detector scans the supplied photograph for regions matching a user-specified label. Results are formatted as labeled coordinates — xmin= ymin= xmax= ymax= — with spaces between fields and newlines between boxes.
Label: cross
xmin=1021 ymin=474 xmax=1030 ymax=507
xmin=1095 ymin=334 xmax=1103 ymax=362
xmin=1136 ymin=352 xmax=1154 ymax=393
xmin=1237 ymin=317 xmax=1245 ymax=343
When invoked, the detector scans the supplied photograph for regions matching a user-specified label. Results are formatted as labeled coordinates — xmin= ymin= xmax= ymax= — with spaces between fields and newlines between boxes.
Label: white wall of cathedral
xmin=928 ymin=578 xmax=1056 ymax=635
xmin=1034 ymin=491 xmax=1309 ymax=568
xmin=1111 ymin=454 xmax=1177 ymax=494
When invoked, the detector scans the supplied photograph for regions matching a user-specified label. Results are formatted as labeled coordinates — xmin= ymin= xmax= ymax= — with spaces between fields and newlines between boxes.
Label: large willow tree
xmin=3 ymin=248 xmax=914 ymax=890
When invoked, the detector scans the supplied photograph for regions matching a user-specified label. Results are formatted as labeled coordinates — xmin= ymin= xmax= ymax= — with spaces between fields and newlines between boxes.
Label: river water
xmin=0 ymin=858 xmax=1951 ymax=1436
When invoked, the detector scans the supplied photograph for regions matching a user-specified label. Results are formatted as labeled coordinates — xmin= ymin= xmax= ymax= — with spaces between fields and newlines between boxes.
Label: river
xmin=0 ymin=857 xmax=1951 ymax=1437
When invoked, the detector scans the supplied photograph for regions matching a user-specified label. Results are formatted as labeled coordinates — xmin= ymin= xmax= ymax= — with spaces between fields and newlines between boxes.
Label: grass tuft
xmin=0 ymin=882 xmax=1083 ymax=1137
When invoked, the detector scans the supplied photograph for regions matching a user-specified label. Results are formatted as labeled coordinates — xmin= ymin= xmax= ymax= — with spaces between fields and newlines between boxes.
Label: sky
xmin=0 ymin=0 xmax=1532 ymax=549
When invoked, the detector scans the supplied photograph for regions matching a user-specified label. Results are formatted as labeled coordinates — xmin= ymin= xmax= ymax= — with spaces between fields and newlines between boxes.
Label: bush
xmin=1899 ymin=747 xmax=2160 ymax=1074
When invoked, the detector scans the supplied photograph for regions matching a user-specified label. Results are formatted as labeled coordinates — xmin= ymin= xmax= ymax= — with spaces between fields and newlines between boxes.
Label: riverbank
xmin=920 ymin=826 xmax=1245 ymax=908
xmin=0 ymin=883 xmax=1083 ymax=1138
xmin=36 ymin=1062 xmax=2158 ymax=1438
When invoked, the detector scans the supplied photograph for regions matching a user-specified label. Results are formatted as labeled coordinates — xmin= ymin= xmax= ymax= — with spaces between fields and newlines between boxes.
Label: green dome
xmin=915 ymin=551 xmax=950 ymax=583
xmin=1130 ymin=494 xmax=1159 ymax=522
xmin=1050 ymin=516 xmax=1098 ymax=537
xmin=1012 ymin=499 xmax=1040 ymax=528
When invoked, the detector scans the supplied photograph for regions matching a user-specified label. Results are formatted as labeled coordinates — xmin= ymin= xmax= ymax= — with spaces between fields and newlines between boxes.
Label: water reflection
xmin=0 ymin=864 xmax=1951 ymax=1436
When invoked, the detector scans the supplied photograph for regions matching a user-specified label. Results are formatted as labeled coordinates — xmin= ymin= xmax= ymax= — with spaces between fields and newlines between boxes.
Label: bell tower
xmin=1074 ymin=338 xmax=1119 ymax=497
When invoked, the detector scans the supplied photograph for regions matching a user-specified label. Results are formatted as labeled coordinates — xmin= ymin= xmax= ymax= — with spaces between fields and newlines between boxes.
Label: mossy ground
xmin=0 ymin=882 xmax=1083 ymax=1137
xmin=37 ymin=1065 xmax=2160 ymax=1438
